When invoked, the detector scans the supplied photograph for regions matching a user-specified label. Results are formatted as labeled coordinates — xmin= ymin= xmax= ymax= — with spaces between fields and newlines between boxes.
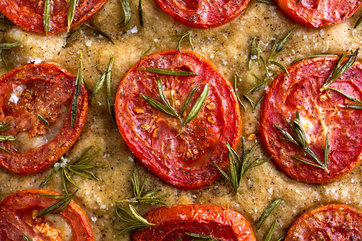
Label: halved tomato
xmin=154 ymin=0 xmax=251 ymax=28
xmin=285 ymin=204 xmax=361 ymax=240
xmin=133 ymin=204 xmax=256 ymax=240
xmin=0 ymin=63 xmax=88 ymax=174
xmin=115 ymin=49 xmax=241 ymax=189
xmin=0 ymin=189 xmax=94 ymax=240
xmin=0 ymin=0 xmax=106 ymax=34
xmin=260 ymin=56 xmax=361 ymax=183
xmin=275 ymin=0 xmax=361 ymax=27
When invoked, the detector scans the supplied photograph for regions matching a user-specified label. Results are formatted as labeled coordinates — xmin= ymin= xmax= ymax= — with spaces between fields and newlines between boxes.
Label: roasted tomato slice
xmin=0 ymin=189 xmax=94 ymax=240
xmin=0 ymin=0 xmax=106 ymax=34
xmin=115 ymin=49 xmax=241 ymax=189
xmin=285 ymin=204 xmax=361 ymax=240
xmin=260 ymin=57 xmax=361 ymax=183
xmin=275 ymin=0 xmax=361 ymax=27
xmin=133 ymin=204 xmax=256 ymax=241
xmin=0 ymin=63 xmax=88 ymax=175
xmin=154 ymin=0 xmax=250 ymax=28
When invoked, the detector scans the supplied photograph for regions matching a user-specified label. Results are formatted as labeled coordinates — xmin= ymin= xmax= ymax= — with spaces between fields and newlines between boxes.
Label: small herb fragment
xmin=119 ymin=0 xmax=132 ymax=28
xmin=138 ymin=0 xmax=144 ymax=27
xmin=176 ymin=31 xmax=194 ymax=53
xmin=39 ymin=147 xmax=103 ymax=193
xmin=68 ymin=0 xmax=77 ymax=31
xmin=248 ymin=37 xmax=258 ymax=70
xmin=115 ymin=204 xmax=154 ymax=234
xmin=84 ymin=24 xmax=114 ymax=44
xmin=118 ymin=166 xmax=167 ymax=206
xmin=37 ymin=192 xmax=74 ymax=217
xmin=291 ymin=54 xmax=337 ymax=65
xmin=274 ymin=111 xmax=329 ymax=172
xmin=105 ymin=57 xmax=116 ymax=125
xmin=0 ymin=121 xmax=15 ymax=153
xmin=354 ymin=15 xmax=362 ymax=29
xmin=22 ymin=235 xmax=32 ymax=241
xmin=185 ymin=233 xmax=220 ymax=240
xmin=0 ymin=41 xmax=20 ymax=70
xmin=341 ymin=104 xmax=362 ymax=109
xmin=143 ymin=67 xmax=197 ymax=76
xmin=37 ymin=114 xmax=49 ymax=126
xmin=213 ymin=138 xmax=271 ymax=193
xmin=264 ymin=220 xmax=276 ymax=241
xmin=65 ymin=24 xmax=114 ymax=47
xmin=140 ymin=44 xmax=153 ymax=58
xmin=143 ymin=79 xmax=208 ymax=128
xmin=71 ymin=51 xmax=84 ymax=128
xmin=256 ymin=0 xmax=275 ymax=4
xmin=43 ymin=0 xmax=51 ymax=35
xmin=234 ymin=73 xmax=246 ymax=111
xmin=257 ymin=198 xmax=282 ymax=230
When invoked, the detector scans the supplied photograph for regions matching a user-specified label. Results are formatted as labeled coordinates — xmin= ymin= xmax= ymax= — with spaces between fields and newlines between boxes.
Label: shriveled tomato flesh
xmin=115 ymin=50 xmax=241 ymax=189
xmin=260 ymin=57 xmax=362 ymax=183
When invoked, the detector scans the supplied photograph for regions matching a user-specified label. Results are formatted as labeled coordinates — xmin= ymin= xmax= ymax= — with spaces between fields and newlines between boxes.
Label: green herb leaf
xmin=37 ymin=193 xmax=74 ymax=217
xmin=256 ymin=0 xmax=275 ymax=4
xmin=354 ymin=15 xmax=362 ymax=29
xmin=0 ymin=121 xmax=15 ymax=153
xmin=116 ymin=204 xmax=154 ymax=234
xmin=71 ymin=50 xmax=83 ymax=128
xmin=264 ymin=220 xmax=276 ymax=241
xmin=143 ymin=67 xmax=197 ymax=76
xmin=186 ymin=232 xmax=220 ymax=240
xmin=37 ymin=114 xmax=49 ymax=126
xmin=104 ymin=57 xmax=116 ymax=126
xmin=326 ymin=87 xmax=362 ymax=104
xmin=39 ymin=147 xmax=103 ymax=193
xmin=183 ymin=83 xmax=209 ymax=126
xmin=138 ymin=0 xmax=144 ymax=27
xmin=84 ymin=24 xmax=114 ymax=44
xmin=234 ymin=73 xmax=246 ymax=111
xmin=269 ymin=29 xmax=294 ymax=59
xmin=22 ymin=235 xmax=32 ymax=241
xmin=141 ymin=44 xmax=153 ymax=58
xmin=180 ymin=85 xmax=199 ymax=115
xmin=270 ymin=60 xmax=289 ymax=77
xmin=248 ymin=37 xmax=258 ymax=70
xmin=64 ymin=26 xmax=82 ymax=48
xmin=341 ymin=104 xmax=362 ymax=109
xmin=177 ymin=31 xmax=194 ymax=53
xmin=67 ymin=0 xmax=77 ymax=31
xmin=213 ymin=138 xmax=270 ymax=193
xmin=0 ymin=41 xmax=21 ymax=50
xmin=43 ymin=0 xmax=51 ymax=35
xmin=257 ymin=198 xmax=282 ymax=230
xmin=119 ymin=0 xmax=131 ymax=28
xmin=291 ymin=54 xmax=337 ymax=65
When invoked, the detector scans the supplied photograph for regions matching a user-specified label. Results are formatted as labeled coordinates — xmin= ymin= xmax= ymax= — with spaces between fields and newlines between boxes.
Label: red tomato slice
xmin=132 ymin=204 xmax=256 ymax=241
xmin=0 ymin=63 xmax=88 ymax=175
xmin=260 ymin=57 xmax=361 ymax=183
xmin=115 ymin=49 xmax=241 ymax=189
xmin=0 ymin=189 xmax=94 ymax=240
xmin=0 ymin=0 xmax=106 ymax=34
xmin=285 ymin=204 xmax=361 ymax=240
xmin=154 ymin=0 xmax=250 ymax=28
xmin=275 ymin=0 xmax=361 ymax=27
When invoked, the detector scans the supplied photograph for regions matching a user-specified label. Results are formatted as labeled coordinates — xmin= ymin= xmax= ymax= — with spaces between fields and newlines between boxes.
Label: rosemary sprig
xmin=118 ymin=166 xmax=167 ymax=206
xmin=37 ymin=193 xmax=74 ymax=217
xmin=185 ymin=233 xmax=220 ymax=240
xmin=257 ymin=198 xmax=282 ymax=230
xmin=320 ymin=49 xmax=359 ymax=91
xmin=39 ymin=147 xmax=103 ymax=193
xmin=274 ymin=111 xmax=329 ymax=172
xmin=234 ymin=73 xmax=246 ymax=111
xmin=115 ymin=204 xmax=154 ymax=234
xmin=354 ymin=15 xmax=362 ymax=29
xmin=71 ymin=51 xmax=84 ymax=128
xmin=140 ymin=44 xmax=153 ymax=58
xmin=213 ymin=138 xmax=271 ymax=193
xmin=264 ymin=220 xmax=276 ymax=241
xmin=43 ymin=0 xmax=51 ymax=35
xmin=270 ymin=60 xmax=289 ymax=77
xmin=138 ymin=0 xmax=144 ymax=27
xmin=0 ymin=121 xmax=15 ymax=153
xmin=68 ymin=0 xmax=77 ymax=31
xmin=143 ymin=79 xmax=208 ymax=128
xmin=269 ymin=29 xmax=294 ymax=61
xmin=143 ymin=67 xmax=197 ymax=76
xmin=22 ymin=235 xmax=32 ymax=241
xmin=177 ymin=31 xmax=194 ymax=53
xmin=37 ymin=114 xmax=49 ymax=126
xmin=119 ymin=0 xmax=131 ymax=28
xmin=291 ymin=54 xmax=337 ymax=65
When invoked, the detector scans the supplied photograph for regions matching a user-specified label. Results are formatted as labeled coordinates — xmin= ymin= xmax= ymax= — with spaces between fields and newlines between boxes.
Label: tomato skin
xmin=275 ymin=0 xmax=361 ymax=27
xmin=285 ymin=204 xmax=361 ymax=240
xmin=132 ymin=204 xmax=256 ymax=241
xmin=115 ymin=49 xmax=241 ymax=189
xmin=155 ymin=0 xmax=250 ymax=28
xmin=0 ymin=63 xmax=88 ymax=175
xmin=0 ymin=0 xmax=106 ymax=34
xmin=0 ymin=189 xmax=94 ymax=241
xmin=260 ymin=57 xmax=361 ymax=183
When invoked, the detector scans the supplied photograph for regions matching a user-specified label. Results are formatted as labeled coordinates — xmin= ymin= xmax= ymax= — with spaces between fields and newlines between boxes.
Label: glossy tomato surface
xmin=285 ymin=204 xmax=361 ymax=240
xmin=133 ymin=204 xmax=256 ymax=241
xmin=275 ymin=0 xmax=361 ymax=27
xmin=0 ymin=63 xmax=88 ymax=174
xmin=115 ymin=49 xmax=241 ymax=189
xmin=260 ymin=57 xmax=361 ymax=183
xmin=0 ymin=0 xmax=106 ymax=34
xmin=155 ymin=0 xmax=250 ymax=28
xmin=0 ymin=189 xmax=94 ymax=240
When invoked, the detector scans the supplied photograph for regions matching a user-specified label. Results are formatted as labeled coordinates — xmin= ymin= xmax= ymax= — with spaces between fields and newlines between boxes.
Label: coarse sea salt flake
xmin=91 ymin=217 xmax=97 ymax=222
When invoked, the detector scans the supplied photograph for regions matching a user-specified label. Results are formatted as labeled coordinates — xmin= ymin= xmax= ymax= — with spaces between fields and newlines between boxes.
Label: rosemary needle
xmin=0 ymin=121 xmax=15 ymax=153
xmin=257 ymin=198 xmax=282 ymax=230
xmin=71 ymin=51 xmax=84 ymax=128
xmin=116 ymin=204 xmax=154 ymax=234
xmin=37 ymin=193 xmax=74 ymax=217
xmin=138 ymin=0 xmax=144 ymax=27
xmin=43 ymin=0 xmax=51 ymax=35
xmin=185 ymin=233 xmax=220 ymax=240
xmin=119 ymin=0 xmax=131 ymax=28
xmin=22 ymin=235 xmax=32 ymax=241
xmin=177 ymin=31 xmax=194 ymax=53
xmin=264 ymin=220 xmax=277 ymax=241
xmin=143 ymin=67 xmax=197 ymax=76
xmin=68 ymin=0 xmax=77 ymax=31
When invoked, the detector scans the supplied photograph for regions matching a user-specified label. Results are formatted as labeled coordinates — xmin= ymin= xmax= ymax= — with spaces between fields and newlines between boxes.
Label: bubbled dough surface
xmin=0 ymin=0 xmax=361 ymax=240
